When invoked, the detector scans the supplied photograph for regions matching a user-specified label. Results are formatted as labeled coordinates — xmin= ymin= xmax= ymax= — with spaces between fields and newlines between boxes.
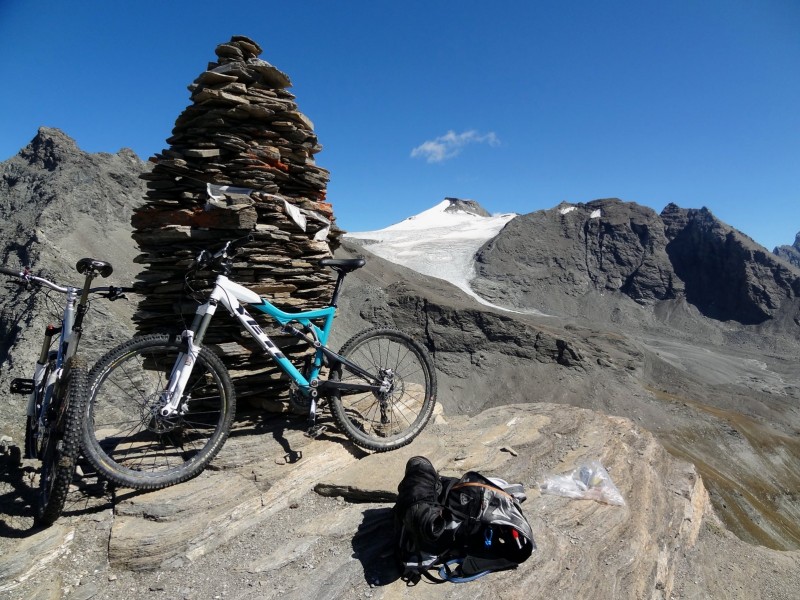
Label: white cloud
xmin=411 ymin=130 xmax=500 ymax=163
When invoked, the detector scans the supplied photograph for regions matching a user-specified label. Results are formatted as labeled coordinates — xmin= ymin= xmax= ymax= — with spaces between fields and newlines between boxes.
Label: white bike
xmin=82 ymin=237 xmax=437 ymax=490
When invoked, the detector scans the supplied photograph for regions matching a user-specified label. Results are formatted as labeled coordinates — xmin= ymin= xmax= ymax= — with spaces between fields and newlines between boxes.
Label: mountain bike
xmin=82 ymin=236 xmax=437 ymax=490
xmin=1 ymin=259 xmax=126 ymax=524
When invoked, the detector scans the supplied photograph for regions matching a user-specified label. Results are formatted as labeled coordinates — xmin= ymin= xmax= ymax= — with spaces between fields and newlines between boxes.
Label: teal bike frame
xmin=157 ymin=270 xmax=386 ymax=421
xmin=249 ymin=296 xmax=336 ymax=387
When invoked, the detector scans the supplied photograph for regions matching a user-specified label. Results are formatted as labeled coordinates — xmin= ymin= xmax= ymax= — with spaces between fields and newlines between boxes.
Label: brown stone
xmin=132 ymin=36 xmax=343 ymax=410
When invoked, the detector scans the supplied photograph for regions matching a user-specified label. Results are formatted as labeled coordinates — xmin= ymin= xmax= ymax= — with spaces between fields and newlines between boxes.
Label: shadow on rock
xmin=229 ymin=410 xmax=370 ymax=462
xmin=0 ymin=446 xmax=39 ymax=537
xmin=352 ymin=507 xmax=402 ymax=587
xmin=252 ymin=413 xmax=306 ymax=464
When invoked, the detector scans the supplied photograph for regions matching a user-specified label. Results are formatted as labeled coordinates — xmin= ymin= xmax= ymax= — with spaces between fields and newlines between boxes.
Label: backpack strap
xmin=401 ymin=557 xmax=452 ymax=586
xmin=450 ymin=481 xmax=516 ymax=500
xmin=438 ymin=558 xmax=493 ymax=583
xmin=406 ymin=557 xmax=492 ymax=585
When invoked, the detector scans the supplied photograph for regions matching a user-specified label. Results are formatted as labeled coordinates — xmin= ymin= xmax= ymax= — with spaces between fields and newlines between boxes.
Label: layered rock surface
xmin=5 ymin=403 xmax=798 ymax=600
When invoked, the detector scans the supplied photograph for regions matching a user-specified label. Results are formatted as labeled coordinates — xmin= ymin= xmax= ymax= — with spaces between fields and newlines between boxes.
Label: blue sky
xmin=1 ymin=0 xmax=798 ymax=250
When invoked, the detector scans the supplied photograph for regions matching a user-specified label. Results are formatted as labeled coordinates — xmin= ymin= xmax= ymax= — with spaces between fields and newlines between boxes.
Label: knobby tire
xmin=36 ymin=355 xmax=89 ymax=526
xmin=82 ymin=334 xmax=235 ymax=490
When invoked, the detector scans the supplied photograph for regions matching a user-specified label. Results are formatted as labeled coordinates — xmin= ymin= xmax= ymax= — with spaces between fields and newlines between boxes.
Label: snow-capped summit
xmin=380 ymin=198 xmax=501 ymax=231
xmin=345 ymin=198 xmax=517 ymax=309
xmin=442 ymin=197 xmax=491 ymax=217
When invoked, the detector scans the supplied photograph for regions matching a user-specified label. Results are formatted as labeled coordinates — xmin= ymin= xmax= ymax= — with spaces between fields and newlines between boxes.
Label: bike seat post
xmin=80 ymin=269 xmax=96 ymax=299
xmin=329 ymin=271 xmax=346 ymax=308
xmin=319 ymin=258 xmax=365 ymax=308
xmin=72 ymin=269 xmax=97 ymax=338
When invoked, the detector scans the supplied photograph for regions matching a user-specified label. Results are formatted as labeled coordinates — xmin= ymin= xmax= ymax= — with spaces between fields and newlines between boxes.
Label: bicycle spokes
xmin=331 ymin=329 xmax=435 ymax=448
xmin=87 ymin=339 xmax=232 ymax=481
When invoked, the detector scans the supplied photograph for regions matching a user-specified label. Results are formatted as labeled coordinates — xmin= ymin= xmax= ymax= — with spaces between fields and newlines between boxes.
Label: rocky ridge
xmin=0 ymin=127 xmax=146 ymax=381
xmin=473 ymin=198 xmax=800 ymax=330
xmin=1 ymin=109 xmax=800 ymax=600
xmin=660 ymin=203 xmax=800 ymax=325
xmin=774 ymin=231 xmax=800 ymax=270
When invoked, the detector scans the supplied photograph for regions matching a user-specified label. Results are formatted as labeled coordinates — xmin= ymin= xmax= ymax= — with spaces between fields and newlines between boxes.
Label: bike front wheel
xmin=330 ymin=328 xmax=437 ymax=451
xmin=82 ymin=334 xmax=235 ymax=490
xmin=36 ymin=354 xmax=88 ymax=526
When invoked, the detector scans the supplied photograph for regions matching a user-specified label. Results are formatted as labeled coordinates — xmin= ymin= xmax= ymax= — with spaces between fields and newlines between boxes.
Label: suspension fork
xmin=159 ymin=297 xmax=219 ymax=418
xmin=27 ymin=324 xmax=61 ymax=419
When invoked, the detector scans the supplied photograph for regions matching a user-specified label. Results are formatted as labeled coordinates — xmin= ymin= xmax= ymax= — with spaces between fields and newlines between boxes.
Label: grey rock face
xmin=774 ymin=231 xmax=800 ymax=270
xmin=0 ymin=127 xmax=146 ymax=380
xmin=442 ymin=197 xmax=491 ymax=217
xmin=471 ymin=199 xmax=681 ymax=316
xmin=0 ymin=127 xmax=146 ymax=268
xmin=661 ymin=203 xmax=800 ymax=324
xmin=472 ymin=198 xmax=799 ymax=326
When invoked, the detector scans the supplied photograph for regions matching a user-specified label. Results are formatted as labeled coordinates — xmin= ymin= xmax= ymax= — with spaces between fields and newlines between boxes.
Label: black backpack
xmin=393 ymin=456 xmax=536 ymax=584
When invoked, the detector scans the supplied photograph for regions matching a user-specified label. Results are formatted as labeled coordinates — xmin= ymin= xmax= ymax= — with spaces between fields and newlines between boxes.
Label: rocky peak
xmin=774 ymin=230 xmax=800 ymax=270
xmin=472 ymin=198 xmax=680 ymax=315
xmin=661 ymin=204 xmax=800 ymax=324
xmin=443 ymin=197 xmax=491 ymax=217
xmin=17 ymin=126 xmax=80 ymax=171
xmin=472 ymin=199 xmax=799 ymax=326
xmin=0 ymin=128 xmax=148 ymax=368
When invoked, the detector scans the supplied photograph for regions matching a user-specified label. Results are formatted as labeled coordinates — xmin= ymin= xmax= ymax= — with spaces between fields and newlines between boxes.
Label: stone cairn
xmin=131 ymin=35 xmax=342 ymax=411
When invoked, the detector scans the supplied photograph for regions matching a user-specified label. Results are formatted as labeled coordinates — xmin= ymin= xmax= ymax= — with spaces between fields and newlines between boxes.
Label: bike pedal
xmin=305 ymin=424 xmax=327 ymax=439
xmin=10 ymin=378 xmax=35 ymax=395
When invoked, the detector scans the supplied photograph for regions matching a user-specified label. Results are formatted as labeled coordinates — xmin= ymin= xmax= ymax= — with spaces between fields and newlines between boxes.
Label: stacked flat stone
xmin=131 ymin=36 xmax=342 ymax=410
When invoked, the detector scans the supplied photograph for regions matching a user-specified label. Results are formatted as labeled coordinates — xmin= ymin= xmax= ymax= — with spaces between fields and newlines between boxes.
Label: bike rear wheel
xmin=82 ymin=334 xmax=235 ymax=490
xmin=330 ymin=328 xmax=436 ymax=451
xmin=36 ymin=355 xmax=88 ymax=526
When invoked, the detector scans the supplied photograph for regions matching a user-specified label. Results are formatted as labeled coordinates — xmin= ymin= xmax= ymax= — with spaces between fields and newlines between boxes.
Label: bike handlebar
xmin=0 ymin=267 xmax=133 ymax=299
xmin=192 ymin=235 xmax=254 ymax=271
xmin=0 ymin=269 xmax=70 ymax=293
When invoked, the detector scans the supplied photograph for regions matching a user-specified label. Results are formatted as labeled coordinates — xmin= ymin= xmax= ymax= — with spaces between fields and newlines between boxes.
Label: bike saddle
xmin=319 ymin=258 xmax=366 ymax=273
xmin=76 ymin=258 xmax=114 ymax=278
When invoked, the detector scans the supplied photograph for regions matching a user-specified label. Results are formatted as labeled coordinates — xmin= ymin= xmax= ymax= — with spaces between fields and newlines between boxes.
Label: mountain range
xmin=1 ymin=128 xmax=799 ymax=598
xmin=347 ymin=196 xmax=800 ymax=329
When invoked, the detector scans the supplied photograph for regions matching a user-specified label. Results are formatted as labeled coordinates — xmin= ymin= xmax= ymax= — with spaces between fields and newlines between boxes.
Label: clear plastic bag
xmin=538 ymin=460 xmax=625 ymax=506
